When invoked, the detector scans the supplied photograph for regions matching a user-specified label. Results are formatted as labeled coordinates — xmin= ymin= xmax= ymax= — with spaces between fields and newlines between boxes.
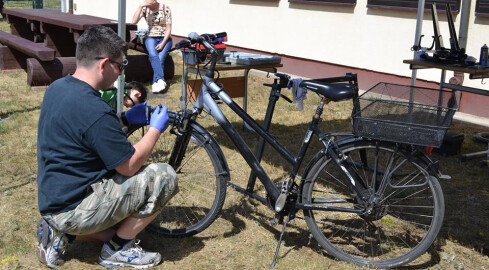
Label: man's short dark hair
xmin=76 ymin=26 xmax=128 ymax=68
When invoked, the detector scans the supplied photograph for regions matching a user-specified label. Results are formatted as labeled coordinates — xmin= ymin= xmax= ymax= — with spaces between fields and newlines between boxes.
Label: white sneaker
xmin=98 ymin=239 xmax=162 ymax=268
xmin=151 ymin=81 xmax=160 ymax=93
xmin=157 ymin=79 xmax=167 ymax=92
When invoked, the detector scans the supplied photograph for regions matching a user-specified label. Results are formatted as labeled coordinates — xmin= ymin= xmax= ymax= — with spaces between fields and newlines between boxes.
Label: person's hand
xmin=140 ymin=0 xmax=155 ymax=7
xmin=150 ymin=105 xmax=169 ymax=133
xmin=125 ymin=102 xmax=149 ymax=125
xmin=155 ymin=42 xmax=164 ymax=51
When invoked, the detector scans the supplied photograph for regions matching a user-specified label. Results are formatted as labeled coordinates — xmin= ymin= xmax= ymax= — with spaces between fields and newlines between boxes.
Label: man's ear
xmin=97 ymin=58 xmax=108 ymax=72
xmin=134 ymin=91 xmax=142 ymax=98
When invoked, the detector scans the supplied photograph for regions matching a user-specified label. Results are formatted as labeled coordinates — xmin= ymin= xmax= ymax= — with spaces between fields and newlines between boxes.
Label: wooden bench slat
xmin=0 ymin=30 xmax=55 ymax=61
xmin=3 ymin=9 xmax=137 ymax=31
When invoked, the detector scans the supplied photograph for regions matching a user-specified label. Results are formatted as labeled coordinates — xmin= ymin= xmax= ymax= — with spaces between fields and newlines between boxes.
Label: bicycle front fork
xmin=168 ymin=109 xmax=195 ymax=170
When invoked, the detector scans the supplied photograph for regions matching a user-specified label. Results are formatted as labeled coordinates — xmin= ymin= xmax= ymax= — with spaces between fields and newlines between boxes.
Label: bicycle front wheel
xmin=127 ymin=121 xmax=229 ymax=237
xmin=302 ymin=139 xmax=444 ymax=268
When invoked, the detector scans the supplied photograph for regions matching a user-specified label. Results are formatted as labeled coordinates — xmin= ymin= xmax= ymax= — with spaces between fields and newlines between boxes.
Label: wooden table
xmin=403 ymin=59 xmax=489 ymax=97
xmin=404 ymin=59 xmax=489 ymax=163
xmin=182 ymin=62 xmax=283 ymax=112
xmin=3 ymin=8 xmax=136 ymax=57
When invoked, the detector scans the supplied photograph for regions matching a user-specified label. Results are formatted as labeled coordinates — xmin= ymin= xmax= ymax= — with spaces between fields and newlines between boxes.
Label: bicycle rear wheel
xmin=301 ymin=139 xmax=444 ymax=268
xmin=127 ymin=121 xmax=229 ymax=237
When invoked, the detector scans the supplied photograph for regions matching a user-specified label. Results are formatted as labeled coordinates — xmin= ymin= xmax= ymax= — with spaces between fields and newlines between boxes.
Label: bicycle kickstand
xmin=270 ymin=212 xmax=293 ymax=268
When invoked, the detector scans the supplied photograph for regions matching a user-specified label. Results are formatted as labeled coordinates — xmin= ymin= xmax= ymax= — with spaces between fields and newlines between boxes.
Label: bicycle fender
xmin=333 ymin=136 xmax=441 ymax=177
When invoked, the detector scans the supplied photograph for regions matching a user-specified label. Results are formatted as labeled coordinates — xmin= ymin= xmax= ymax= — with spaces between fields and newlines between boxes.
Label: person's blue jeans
xmin=145 ymin=36 xmax=173 ymax=84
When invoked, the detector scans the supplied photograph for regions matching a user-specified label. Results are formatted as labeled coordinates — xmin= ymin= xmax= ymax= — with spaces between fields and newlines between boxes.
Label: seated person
xmin=99 ymin=81 xmax=148 ymax=111
xmin=132 ymin=0 xmax=173 ymax=94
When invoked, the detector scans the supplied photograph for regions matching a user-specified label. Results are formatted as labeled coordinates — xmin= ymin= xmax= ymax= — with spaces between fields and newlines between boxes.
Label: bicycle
xmin=126 ymin=32 xmax=450 ymax=268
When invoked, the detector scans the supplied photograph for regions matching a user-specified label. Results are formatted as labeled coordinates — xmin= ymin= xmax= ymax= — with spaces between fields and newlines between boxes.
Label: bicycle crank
xmin=274 ymin=177 xmax=293 ymax=212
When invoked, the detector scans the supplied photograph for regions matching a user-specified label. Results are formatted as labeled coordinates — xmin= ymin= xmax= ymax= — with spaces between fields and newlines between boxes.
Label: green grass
xmin=1 ymin=20 xmax=489 ymax=270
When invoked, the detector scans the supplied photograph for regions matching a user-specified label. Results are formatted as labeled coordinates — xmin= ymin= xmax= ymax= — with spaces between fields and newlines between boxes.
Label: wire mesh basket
xmin=181 ymin=44 xmax=226 ymax=65
xmin=352 ymin=82 xmax=460 ymax=147
xmin=181 ymin=48 xmax=207 ymax=65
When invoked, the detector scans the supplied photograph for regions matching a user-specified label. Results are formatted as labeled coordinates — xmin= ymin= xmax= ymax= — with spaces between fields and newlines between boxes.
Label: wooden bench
xmin=26 ymin=55 xmax=155 ymax=87
xmin=0 ymin=30 xmax=55 ymax=61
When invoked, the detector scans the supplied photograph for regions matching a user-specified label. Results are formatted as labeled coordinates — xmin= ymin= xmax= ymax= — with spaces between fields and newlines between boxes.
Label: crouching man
xmin=36 ymin=26 xmax=178 ymax=268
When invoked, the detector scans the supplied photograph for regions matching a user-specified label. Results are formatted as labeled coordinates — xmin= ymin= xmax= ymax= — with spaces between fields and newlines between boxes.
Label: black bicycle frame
xmin=180 ymin=54 xmax=337 ymax=208
xmin=164 ymin=44 xmax=366 ymax=216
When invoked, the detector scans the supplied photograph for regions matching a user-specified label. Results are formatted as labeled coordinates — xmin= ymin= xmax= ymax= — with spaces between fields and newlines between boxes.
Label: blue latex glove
xmin=150 ymin=105 xmax=169 ymax=133
xmin=125 ymin=102 xmax=149 ymax=125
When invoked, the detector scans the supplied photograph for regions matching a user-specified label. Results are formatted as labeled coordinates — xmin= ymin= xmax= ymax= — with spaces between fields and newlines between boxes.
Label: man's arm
xmin=115 ymin=105 xmax=169 ymax=176
xmin=115 ymin=127 xmax=160 ymax=176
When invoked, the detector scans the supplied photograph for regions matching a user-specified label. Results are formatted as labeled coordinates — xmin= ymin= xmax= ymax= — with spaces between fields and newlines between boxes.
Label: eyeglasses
xmin=95 ymin=57 xmax=128 ymax=72
xmin=124 ymin=92 xmax=136 ymax=107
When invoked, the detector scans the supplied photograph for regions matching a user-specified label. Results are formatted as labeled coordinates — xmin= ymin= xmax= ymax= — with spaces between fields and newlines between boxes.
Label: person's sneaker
xmin=151 ymin=81 xmax=160 ymax=93
xmin=36 ymin=219 xmax=68 ymax=268
xmin=158 ymin=79 xmax=167 ymax=92
xmin=152 ymin=79 xmax=167 ymax=94
xmin=98 ymin=239 xmax=162 ymax=268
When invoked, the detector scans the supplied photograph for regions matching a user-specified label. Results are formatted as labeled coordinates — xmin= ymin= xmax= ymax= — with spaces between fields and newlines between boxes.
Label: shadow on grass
xmin=0 ymin=105 xmax=41 ymax=119
xmin=199 ymin=117 xmax=489 ymax=264
xmin=225 ymin=198 xmax=443 ymax=269
xmin=0 ymin=177 xmax=34 ymax=193
xmin=61 ymin=194 xmax=444 ymax=268
xmin=30 ymin=116 xmax=489 ymax=267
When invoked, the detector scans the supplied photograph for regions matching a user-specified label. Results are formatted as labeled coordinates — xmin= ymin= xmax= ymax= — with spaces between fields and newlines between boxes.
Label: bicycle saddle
xmin=300 ymin=80 xmax=355 ymax=102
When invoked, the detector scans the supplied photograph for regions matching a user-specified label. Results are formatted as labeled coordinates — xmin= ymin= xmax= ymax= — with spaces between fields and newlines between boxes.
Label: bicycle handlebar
xmin=170 ymin=32 xmax=227 ymax=52
xmin=188 ymin=32 xmax=227 ymax=43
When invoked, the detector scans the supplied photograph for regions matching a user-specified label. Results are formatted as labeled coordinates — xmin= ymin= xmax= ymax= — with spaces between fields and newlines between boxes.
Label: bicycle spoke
xmin=347 ymin=152 xmax=369 ymax=188
xmin=383 ymin=186 xmax=431 ymax=205
xmin=389 ymin=204 xmax=434 ymax=209
xmin=321 ymin=170 xmax=349 ymax=189
xmin=387 ymin=212 xmax=431 ymax=229
xmin=389 ymin=210 xmax=433 ymax=220
xmin=174 ymin=138 xmax=209 ymax=171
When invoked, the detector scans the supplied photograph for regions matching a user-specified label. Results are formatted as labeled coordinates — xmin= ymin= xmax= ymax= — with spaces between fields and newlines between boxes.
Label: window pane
xmin=289 ymin=0 xmax=356 ymax=5
xmin=367 ymin=0 xmax=461 ymax=12
xmin=476 ymin=0 xmax=489 ymax=14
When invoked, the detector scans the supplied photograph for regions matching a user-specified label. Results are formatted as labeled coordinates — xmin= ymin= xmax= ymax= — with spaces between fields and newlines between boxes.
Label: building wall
xmin=73 ymin=0 xmax=489 ymax=117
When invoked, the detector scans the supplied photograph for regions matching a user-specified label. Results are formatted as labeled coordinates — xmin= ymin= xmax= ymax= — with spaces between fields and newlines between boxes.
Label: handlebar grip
xmin=188 ymin=32 xmax=201 ymax=43
xmin=274 ymin=73 xmax=290 ymax=80
xmin=188 ymin=32 xmax=227 ymax=43
xmin=214 ymin=32 xmax=227 ymax=39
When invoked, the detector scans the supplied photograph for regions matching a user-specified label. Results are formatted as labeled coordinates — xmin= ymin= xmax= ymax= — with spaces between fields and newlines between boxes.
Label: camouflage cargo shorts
xmin=43 ymin=163 xmax=178 ymax=235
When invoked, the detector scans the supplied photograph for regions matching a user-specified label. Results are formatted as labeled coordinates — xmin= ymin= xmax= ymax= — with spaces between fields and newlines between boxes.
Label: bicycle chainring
xmin=266 ymin=181 xmax=299 ymax=214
